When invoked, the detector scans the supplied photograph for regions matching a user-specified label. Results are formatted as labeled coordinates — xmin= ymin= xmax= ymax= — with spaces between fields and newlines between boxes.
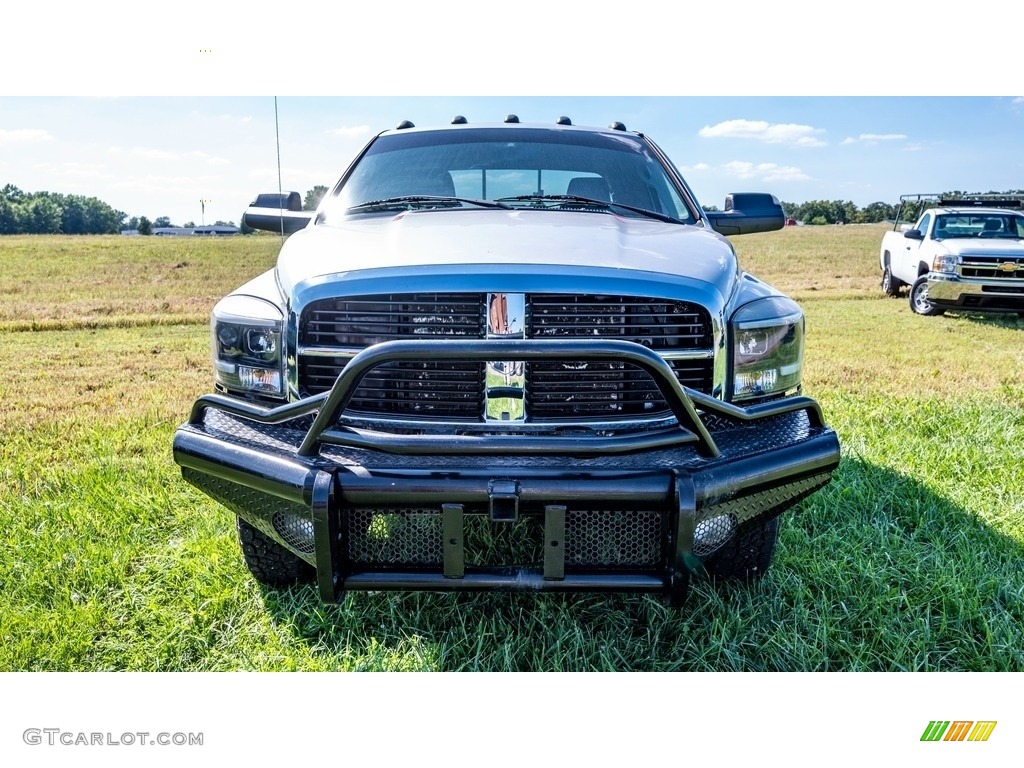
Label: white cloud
xmin=31 ymin=161 xmax=112 ymax=180
xmin=698 ymin=119 xmax=825 ymax=147
xmin=188 ymin=150 xmax=230 ymax=166
xmin=328 ymin=124 xmax=371 ymax=137
xmin=112 ymin=174 xmax=223 ymax=194
xmin=108 ymin=146 xmax=178 ymax=161
xmin=0 ymin=128 xmax=54 ymax=146
xmin=843 ymin=133 xmax=907 ymax=145
xmin=107 ymin=147 xmax=230 ymax=165
xmin=722 ymin=161 xmax=809 ymax=182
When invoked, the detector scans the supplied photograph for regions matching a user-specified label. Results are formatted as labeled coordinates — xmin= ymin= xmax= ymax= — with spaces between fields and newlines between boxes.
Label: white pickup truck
xmin=879 ymin=194 xmax=1024 ymax=316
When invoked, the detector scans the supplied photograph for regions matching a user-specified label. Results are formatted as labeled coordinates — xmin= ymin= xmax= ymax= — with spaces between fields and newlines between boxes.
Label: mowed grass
xmin=1 ymin=228 xmax=1022 ymax=671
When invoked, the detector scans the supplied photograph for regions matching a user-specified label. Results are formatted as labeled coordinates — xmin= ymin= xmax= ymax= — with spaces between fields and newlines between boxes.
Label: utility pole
xmin=199 ymin=198 xmax=212 ymax=227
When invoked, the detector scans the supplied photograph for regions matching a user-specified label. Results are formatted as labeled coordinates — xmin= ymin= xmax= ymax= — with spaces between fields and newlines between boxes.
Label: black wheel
xmin=881 ymin=266 xmax=902 ymax=297
xmin=909 ymin=276 xmax=945 ymax=316
xmin=236 ymin=517 xmax=315 ymax=587
xmin=703 ymin=515 xmax=780 ymax=582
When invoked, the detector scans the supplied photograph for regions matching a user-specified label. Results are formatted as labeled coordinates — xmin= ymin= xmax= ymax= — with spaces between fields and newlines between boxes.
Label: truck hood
xmin=941 ymin=239 xmax=1024 ymax=257
xmin=274 ymin=209 xmax=738 ymax=299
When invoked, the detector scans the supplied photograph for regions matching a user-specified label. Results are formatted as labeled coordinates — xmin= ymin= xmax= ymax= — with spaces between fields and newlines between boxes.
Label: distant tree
xmin=153 ymin=216 xmax=173 ymax=228
xmin=1 ymin=184 xmax=25 ymax=201
xmin=861 ymin=201 xmax=895 ymax=223
xmin=25 ymin=196 xmax=62 ymax=233
xmin=182 ymin=220 xmax=195 ymax=228
xmin=126 ymin=216 xmax=140 ymax=231
xmin=303 ymin=185 xmax=328 ymax=211
xmin=138 ymin=216 xmax=153 ymax=236
xmin=0 ymin=196 xmax=18 ymax=234
xmin=88 ymin=198 xmax=124 ymax=233
xmin=838 ymin=200 xmax=858 ymax=225
xmin=60 ymin=195 xmax=87 ymax=234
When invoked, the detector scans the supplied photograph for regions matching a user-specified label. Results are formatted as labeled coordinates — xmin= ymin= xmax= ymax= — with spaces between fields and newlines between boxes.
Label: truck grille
xmin=300 ymin=357 xmax=486 ymax=419
xmin=959 ymin=255 xmax=1024 ymax=279
xmin=299 ymin=293 xmax=713 ymax=421
xmin=302 ymin=293 xmax=486 ymax=346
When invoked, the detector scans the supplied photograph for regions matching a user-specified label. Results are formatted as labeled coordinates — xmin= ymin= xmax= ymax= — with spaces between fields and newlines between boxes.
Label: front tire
xmin=703 ymin=515 xmax=780 ymax=582
xmin=910 ymin=276 xmax=945 ymax=316
xmin=236 ymin=517 xmax=315 ymax=588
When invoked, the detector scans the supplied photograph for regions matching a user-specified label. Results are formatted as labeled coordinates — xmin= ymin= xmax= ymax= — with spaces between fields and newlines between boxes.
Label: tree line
xmin=1 ymin=184 xmax=125 ymax=235
xmin=780 ymin=191 xmax=1024 ymax=225
xmin=6 ymin=183 xmax=1024 ymax=235
xmin=0 ymin=184 xmax=246 ymax=236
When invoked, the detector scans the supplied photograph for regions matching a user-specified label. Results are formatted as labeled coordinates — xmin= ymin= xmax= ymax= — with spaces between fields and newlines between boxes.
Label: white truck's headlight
xmin=730 ymin=297 xmax=804 ymax=402
xmin=932 ymin=252 xmax=957 ymax=273
xmin=211 ymin=295 xmax=285 ymax=397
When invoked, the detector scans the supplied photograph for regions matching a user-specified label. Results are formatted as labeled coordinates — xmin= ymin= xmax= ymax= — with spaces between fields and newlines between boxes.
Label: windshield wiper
xmin=346 ymin=195 xmax=511 ymax=213
xmin=494 ymin=194 xmax=683 ymax=224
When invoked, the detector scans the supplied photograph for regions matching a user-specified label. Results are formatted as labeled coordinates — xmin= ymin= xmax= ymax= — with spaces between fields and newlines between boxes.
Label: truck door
xmin=894 ymin=212 xmax=931 ymax=283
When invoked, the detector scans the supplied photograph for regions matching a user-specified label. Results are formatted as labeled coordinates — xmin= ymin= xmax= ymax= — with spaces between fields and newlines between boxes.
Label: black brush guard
xmin=173 ymin=339 xmax=840 ymax=605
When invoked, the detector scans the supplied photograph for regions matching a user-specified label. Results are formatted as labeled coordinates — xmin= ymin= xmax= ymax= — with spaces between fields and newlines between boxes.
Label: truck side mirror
xmin=903 ymin=229 xmax=924 ymax=241
xmin=242 ymin=191 xmax=313 ymax=235
xmin=705 ymin=193 xmax=785 ymax=235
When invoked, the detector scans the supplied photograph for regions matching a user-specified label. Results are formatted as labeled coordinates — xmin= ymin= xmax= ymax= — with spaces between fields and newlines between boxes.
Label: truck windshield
xmin=934 ymin=214 xmax=1024 ymax=239
xmin=321 ymin=127 xmax=697 ymax=224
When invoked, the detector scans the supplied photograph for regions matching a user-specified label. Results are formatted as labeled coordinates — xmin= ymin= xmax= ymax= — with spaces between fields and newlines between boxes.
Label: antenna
xmin=274 ymin=96 xmax=284 ymax=238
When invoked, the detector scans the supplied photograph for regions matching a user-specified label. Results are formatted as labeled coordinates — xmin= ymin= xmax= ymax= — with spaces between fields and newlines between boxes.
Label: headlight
xmin=932 ymin=252 xmax=957 ymax=273
xmin=211 ymin=295 xmax=285 ymax=397
xmin=730 ymin=297 xmax=804 ymax=402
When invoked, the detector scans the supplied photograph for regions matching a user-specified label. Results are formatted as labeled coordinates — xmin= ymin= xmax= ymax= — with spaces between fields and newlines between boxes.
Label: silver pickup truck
xmin=172 ymin=116 xmax=840 ymax=607
xmin=880 ymin=193 xmax=1024 ymax=315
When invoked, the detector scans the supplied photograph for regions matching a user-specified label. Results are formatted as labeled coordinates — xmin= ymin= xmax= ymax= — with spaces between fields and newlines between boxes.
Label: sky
xmin=4 ymin=1 xmax=1024 ymax=228
xmin=4 ymin=95 xmax=1024 ymax=227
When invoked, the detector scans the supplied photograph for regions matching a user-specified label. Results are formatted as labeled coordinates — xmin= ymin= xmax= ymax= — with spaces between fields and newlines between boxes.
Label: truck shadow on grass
xmin=256 ymin=457 xmax=1023 ymax=671
xmin=943 ymin=311 xmax=1024 ymax=329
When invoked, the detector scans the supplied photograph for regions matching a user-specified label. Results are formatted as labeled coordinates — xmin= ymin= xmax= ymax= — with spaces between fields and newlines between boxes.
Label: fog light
xmin=272 ymin=511 xmax=315 ymax=553
xmin=693 ymin=513 xmax=737 ymax=556
xmin=734 ymin=369 xmax=778 ymax=399
xmin=238 ymin=365 xmax=282 ymax=395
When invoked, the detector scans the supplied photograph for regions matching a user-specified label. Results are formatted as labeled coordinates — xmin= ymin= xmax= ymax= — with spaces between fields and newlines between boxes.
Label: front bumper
xmin=927 ymin=272 xmax=1024 ymax=312
xmin=173 ymin=339 xmax=840 ymax=604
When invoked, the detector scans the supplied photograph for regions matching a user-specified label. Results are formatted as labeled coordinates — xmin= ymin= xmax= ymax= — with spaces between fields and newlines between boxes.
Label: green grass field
xmin=1 ymin=227 xmax=1022 ymax=671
